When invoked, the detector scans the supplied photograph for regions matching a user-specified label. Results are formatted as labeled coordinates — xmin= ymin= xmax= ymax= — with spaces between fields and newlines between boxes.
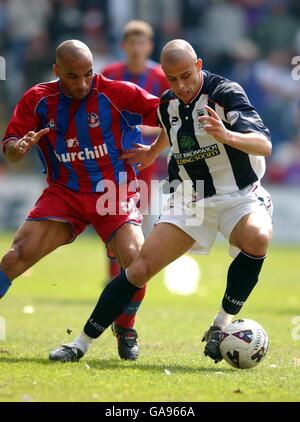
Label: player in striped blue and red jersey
xmin=102 ymin=21 xmax=168 ymax=99
xmin=101 ymin=21 xmax=169 ymax=303
xmin=0 ymin=40 xmax=159 ymax=361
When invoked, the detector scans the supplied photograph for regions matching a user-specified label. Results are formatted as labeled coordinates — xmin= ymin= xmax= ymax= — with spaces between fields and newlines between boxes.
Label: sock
xmin=213 ymin=306 xmax=234 ymax=330
xmin=0 ymin=270 xmax=12 ymax=298
xmin=222 ymin=251 xmax=265 ymax=315
xmin=69 ymin=331 xmax=93 ymax=354
xmin=109 ymin=258 xmax=121 ymax=280
xmin=115 ymin=284 xmax=147 ymax=329
xmin=84 ymin=270 xmax=141 ymax=338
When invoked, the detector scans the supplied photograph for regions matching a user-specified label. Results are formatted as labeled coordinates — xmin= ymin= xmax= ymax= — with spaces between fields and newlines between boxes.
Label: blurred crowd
xmin=1 ymin=0 xmax=300 ymax=184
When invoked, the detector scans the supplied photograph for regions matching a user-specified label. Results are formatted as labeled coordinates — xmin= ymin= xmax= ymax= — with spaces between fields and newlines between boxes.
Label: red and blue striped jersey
xmin=102 ymin=60 xmax=169 ymax=104
xmin=2 ymin=74 xmax=160 ymax=192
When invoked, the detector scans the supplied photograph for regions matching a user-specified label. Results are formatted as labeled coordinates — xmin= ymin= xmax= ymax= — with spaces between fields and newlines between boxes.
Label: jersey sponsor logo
xmin=66 ymin=137 xmax=79 ymax=148
xmin=179 ymin=135 xmax=197 ymax=150
xmin=173 ymin=143 xmax=220 ymax=165
xmin=54 ymin=144 xmax=108 ymax=163
xmin=227 ymin=110 xmax=239 ymax=126
xmin=47 ymin=119 xmax=57 ymax=130
xmin=88 ymin=112 xmax=100 ymax=128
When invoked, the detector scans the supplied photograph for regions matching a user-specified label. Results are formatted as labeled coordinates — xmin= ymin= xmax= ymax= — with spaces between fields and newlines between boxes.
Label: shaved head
xmin=53 ymin=40 xmax=94 ymax=100
xmin=160 ymin=39 xmax=202 ymax=103
xmin=56 ymin=39 xmax=93 ymax=65
xmin=161 ymin=39 xmax=197 ymax=67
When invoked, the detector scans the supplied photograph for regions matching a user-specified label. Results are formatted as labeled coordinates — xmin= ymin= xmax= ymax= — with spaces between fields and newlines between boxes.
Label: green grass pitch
xmin=0 ymin=232 xmax=299 ymax=402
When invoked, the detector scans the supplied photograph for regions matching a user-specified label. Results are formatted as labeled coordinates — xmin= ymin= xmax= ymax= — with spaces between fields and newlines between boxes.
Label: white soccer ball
xmin=219 ymin=319 xmax=269 ymax=369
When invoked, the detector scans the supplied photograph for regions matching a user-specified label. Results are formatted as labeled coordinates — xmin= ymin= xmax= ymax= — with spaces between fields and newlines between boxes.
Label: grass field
xmin=0 ymin=232 xmax=299 ymax=402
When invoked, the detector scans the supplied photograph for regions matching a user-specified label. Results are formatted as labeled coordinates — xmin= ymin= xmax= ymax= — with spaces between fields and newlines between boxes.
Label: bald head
xmin=54 ymin=40 xmax=94 ymax=100
xmin=161 ymin=39 xmax=197 ymax=67
xmin=56 ymin=39 xmax=93 ymax=66
xmin=160 ymin=39 xmax=202 ymax=104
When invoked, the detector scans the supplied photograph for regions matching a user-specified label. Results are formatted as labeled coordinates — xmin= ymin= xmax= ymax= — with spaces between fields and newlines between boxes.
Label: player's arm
xmin=2 ymin=88 xmax=49 ymax=162
xmin=4 ymin=128 xmax=50 ymax=162
xmin=138 ymin=126 xmax=161 ymax=137
xmin=199 ymin=105 xmax=272 ymax=157
xmin=120 ymin=128 xmax=169 ymax=171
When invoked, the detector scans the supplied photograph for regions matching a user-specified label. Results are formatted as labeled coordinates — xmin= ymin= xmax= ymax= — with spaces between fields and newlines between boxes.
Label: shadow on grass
xmin=0 ymin=356 xmax=233 ymax=374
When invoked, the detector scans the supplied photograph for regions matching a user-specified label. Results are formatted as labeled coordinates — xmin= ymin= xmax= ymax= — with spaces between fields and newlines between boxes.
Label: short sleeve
xmin=2 ymin=88 xmax=41 ymax=152
xmin=215 ymin=81 xmax=271 ymax=142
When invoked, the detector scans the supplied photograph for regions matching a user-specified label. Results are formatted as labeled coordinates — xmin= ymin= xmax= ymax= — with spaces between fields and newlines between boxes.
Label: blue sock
xmin=0 ymin=270 xmax=12 ymax=298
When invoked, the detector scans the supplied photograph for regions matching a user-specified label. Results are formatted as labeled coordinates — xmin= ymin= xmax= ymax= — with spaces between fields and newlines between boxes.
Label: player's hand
xmin=198 ymin=105 xmax=231 ymax=144
xmin=119 ymin=143 xmax=155 ymax=171
xmin=16 ymin=128 xmax=50 ymax=155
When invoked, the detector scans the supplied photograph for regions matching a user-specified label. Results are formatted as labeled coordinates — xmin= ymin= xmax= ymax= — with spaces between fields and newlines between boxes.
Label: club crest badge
xmin=88 ymin=112 xmax=100 ymax=128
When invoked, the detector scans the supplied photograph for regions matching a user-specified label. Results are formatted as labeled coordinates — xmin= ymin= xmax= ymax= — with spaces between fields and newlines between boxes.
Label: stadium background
xmin=0 ymin=0 xmax=300 ymax=403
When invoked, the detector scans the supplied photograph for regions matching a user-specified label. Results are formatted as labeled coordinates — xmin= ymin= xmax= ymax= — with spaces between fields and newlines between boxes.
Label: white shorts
xmin=155 ymin=183 xmax=273 ymax=255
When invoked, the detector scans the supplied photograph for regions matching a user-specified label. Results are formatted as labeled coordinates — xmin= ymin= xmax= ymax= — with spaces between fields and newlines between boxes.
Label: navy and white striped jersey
xmin=157 ymin=70 xmax=271 ymax=197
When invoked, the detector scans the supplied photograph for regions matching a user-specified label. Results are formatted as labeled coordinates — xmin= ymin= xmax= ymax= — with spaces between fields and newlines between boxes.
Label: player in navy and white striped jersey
xmin=158 ymin=69 xmax=270 ymax=197
xmin=54 ymin=40 xmax=273 ymax=365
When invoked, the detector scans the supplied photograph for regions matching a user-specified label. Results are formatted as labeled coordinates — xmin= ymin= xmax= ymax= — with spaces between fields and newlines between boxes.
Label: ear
xmin=196 ymin=59 xmax=202 ymax=70
xmin=53 ymin=64 xmax=59 ymax=77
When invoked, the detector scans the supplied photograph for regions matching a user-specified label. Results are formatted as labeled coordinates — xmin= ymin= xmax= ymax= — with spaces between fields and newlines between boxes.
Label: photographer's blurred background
xmin=1 ymin=0 xmax=300 ymax=241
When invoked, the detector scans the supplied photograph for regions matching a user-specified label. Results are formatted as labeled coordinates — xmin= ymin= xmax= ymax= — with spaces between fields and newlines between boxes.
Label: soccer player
xmin=50 ymin=39 xmax=273 ymax=364
xmin=0 ymin=39 xmax=160 ymax=361
xmin=101 ymin=20 xmax=169 ymax=287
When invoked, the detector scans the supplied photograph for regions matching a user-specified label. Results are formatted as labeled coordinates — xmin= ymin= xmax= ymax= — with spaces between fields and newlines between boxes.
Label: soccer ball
xmin=219 ymin=319 xmax=269 ymax=369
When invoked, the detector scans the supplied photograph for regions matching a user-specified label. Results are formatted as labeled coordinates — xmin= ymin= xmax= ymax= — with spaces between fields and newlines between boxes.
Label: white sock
xmin=213 ymin=307 xmax=234 ymax=330
xmin=70 ymin=331 xmax=94 ymax=354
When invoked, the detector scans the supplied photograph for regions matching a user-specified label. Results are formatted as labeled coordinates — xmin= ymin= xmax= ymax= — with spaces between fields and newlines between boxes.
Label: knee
xmin=127 ymin=257 xmax=153 ymax=287
xmin=243 ymin=227 xmax=272 ymax=256
xmin=1 ymin=247 xmax=20 ymax=267
xmin=118 ymin=242 xmax=142 ymax=269
xmin=0 ymin=245 xmax=24 ymax=277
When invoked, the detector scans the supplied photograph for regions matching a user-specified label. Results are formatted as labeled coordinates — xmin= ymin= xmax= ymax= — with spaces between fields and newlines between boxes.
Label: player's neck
xmin=126 ymin=61 xmax=147 ymax=75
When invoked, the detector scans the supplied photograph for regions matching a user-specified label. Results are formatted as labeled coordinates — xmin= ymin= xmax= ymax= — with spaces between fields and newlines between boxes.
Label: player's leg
xmin=107 ymin=223 xmax=145 ymax=360
xmin=203 ymin=187 xmax=273 ymax=362
xmin=82 ymin=222 xmax=194 ymax=343
xmin=0 ymin=220 xmax=73 ymax=298
xmin=105 ymin=164 xmax=155 ymax=284
xmin=50 ymin=191 xmax=145 ymax=362
xmin=225 ymin=211 xmax=272 ymax=314
xmin=83 ymin=223 xmax=195 ymax=337
xmin=49 ymin=222 xmax=195 ymax=362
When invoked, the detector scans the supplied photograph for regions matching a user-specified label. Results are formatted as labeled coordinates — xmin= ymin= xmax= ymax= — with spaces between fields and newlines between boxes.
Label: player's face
xmin=53 ymin=56 xmax=94 ymax=100
xmin=122 ymin=34 xmax=153 ymax=67
xmin=162 ymin=58 xmax=202 ymax=103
